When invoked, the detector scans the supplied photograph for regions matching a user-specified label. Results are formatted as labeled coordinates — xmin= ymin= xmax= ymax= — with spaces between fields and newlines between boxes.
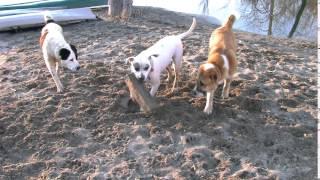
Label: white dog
xmin=39 ymin=11 xmax=80 ymax=92
xmin=126 ymin=18 xmax=196 ymax=96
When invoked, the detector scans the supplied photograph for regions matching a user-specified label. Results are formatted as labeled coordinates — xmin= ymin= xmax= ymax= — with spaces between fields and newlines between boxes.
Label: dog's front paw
xmin=203 ymin=107 xmax=212 ymax=115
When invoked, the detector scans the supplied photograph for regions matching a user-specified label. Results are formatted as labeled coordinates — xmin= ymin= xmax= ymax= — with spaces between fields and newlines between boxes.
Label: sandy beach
xmin=0 ymin=7 xmax=317 ymax=179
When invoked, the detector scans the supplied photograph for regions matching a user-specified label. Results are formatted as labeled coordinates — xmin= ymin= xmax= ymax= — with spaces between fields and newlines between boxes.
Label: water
xmin=0 ymin=0 xmax=316 ymax=41
xmin=134 ymin=0 xmax=317 ymax=41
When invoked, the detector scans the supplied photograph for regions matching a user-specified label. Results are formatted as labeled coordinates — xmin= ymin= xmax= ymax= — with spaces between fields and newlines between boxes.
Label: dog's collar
xmin=39 ymin=29 xmax=48 ymax=48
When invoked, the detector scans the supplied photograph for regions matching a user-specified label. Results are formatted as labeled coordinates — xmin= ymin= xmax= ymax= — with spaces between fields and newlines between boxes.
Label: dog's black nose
xmin=138 ymin=74 xmax=145 ymax=81
xmin=76 ymin=66 xmax=80 ymax=70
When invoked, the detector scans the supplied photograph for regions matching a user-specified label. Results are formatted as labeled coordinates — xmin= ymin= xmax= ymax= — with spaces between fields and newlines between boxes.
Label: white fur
xmin=41 ymin=12 xmax=80 ymax=92
xmin=42 ymin=23 xmax=79 ymax=71
xmin=203 ymin=63 xmax=215 ymax=71
xmin=221 ymin=54 xmax=229 ymax=70
xmin=128 ymin=18 xmax=196 ymax=96
xmin=204 ymin=55 xmax=231 ymax=114
xmin=203 ymin=90 xmax=214 ymax=114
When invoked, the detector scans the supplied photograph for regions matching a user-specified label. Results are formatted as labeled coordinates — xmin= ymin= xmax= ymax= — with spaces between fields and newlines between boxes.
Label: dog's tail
xmin=177 ymin=17 xmax=196 ymax=39
xmin=223 ymin=14 xmax=236 ymax=29
xmin=43 ymin=11 xmax=55 ymax=24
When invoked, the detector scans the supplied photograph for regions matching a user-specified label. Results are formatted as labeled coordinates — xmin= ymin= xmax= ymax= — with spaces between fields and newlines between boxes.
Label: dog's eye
xmin=135 ymin=67 xmax=140 ymax=71
xmin=70 ymin=59 xmax=74 ymax=62
xmin=144 ymin=66 xmax=149 ymax=71
xmin=213 ymin=75 xmax=217 ymax=81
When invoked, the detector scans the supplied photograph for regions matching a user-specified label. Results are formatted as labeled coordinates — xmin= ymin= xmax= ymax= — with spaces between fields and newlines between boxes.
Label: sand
xmin=0 ymin=7 xmax=317 ymax=179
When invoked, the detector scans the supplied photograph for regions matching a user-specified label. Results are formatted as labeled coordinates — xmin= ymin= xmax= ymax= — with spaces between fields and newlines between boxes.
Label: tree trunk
xmin=267 ymin=0 xmax=275 ymax=35
xmin=108 ymin=0 xmax=123 ymax=18
xmin=288 ymin=0 xmax=307 ymax=38
xmin=108 ymin=0 xmax=132 ymax=19
xmin=121 ymin=0 xmax=133 ymax=19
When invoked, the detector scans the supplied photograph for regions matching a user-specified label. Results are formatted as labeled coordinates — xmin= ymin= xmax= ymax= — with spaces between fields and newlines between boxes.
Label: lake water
xmin=134 ymin=0 xmax=317 ymax=41
xmin=0 ymin=0 xmax=316 ymax=41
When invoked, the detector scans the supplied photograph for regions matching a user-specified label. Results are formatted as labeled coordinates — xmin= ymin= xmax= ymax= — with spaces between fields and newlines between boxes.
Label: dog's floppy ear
xmin=69 ymin=44 xmax=78 ymax=59
xmin=59 ymin=48 xmax=71 ymax=60
xmin=125 ymin=57 xmax=135 ymax=64
xmin=148 ymin=54 xmax=159 ymax=60
xmin=147 ymin=54 xmax=158 ymax=72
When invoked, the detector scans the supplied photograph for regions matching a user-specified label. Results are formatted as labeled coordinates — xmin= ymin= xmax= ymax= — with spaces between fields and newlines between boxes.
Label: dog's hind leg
xmin=171 ymin=46 xmax=183 ymax=93
xmin=165 ymin=66 xmax=174 ymax=83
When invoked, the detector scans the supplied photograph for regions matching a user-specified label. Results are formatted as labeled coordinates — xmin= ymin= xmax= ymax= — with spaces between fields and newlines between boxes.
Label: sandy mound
xmin=0 ymin=7 xmax=317 ymax=179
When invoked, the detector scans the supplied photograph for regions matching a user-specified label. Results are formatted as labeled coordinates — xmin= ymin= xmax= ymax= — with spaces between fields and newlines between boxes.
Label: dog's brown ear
xmin=125 ymin=57 xmax=135 ymax=64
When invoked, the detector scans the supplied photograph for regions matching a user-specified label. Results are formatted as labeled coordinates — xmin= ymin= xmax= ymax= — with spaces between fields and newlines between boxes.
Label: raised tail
xmin=223 ymin=14 xmax=236 ymax=29
xmin=177 ymin=17 xmax=197 ymax=39
xmin=43 ymin=11 xmax=55 ymax=24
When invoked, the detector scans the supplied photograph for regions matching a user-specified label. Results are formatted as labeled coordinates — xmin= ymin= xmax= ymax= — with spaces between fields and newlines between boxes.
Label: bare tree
xmin=241 ymin=0 xmax=272 ymax=33
xmin=199 ymin=0 xmax=209 ymax=15
xmin=267 ymin=0 xmax=274 ymax=35
xmin=241 ymin=0 xmax=314 ymax=38
xmin=288 ymin=0 xmax=307 ymax=38
xmin=121 ymin=0 xmax=133 ymax=19
xmin=108 ymin=0 xmax=133 ymax=19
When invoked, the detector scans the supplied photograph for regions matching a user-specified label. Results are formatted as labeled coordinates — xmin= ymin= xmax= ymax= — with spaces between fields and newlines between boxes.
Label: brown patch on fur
xmin=209 ymin=15 xmax=237 ymax=53
xmin=39 ymin=29 xmax=48 ymax=48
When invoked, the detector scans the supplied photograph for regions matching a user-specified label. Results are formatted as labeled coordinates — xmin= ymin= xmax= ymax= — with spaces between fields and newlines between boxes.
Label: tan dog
xmin=193 ymin=15 xmax=237 ymax=114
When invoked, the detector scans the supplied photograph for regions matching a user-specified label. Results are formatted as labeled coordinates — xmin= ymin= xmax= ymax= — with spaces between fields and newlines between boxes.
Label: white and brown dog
xmin=126 ymin=18 xmax=196 ymax=96
xmin=39 ymin=11 xmax=80 ymax=92
xmin=193 ymin=15 xmax=237 ymax=114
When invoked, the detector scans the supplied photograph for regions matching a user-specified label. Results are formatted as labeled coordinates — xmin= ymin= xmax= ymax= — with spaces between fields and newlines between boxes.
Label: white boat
xmin=0 ymin=7 xmax=97 ymax=31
